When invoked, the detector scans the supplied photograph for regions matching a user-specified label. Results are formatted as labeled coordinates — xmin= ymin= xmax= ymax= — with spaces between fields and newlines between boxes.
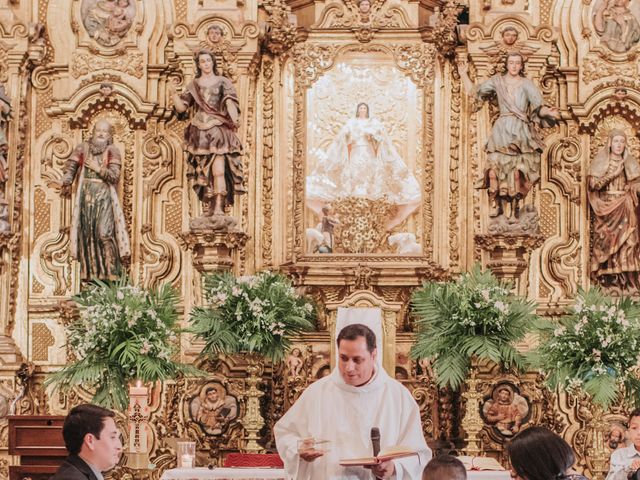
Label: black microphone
xmin=371 ymin=427 xmax=380 ymax=457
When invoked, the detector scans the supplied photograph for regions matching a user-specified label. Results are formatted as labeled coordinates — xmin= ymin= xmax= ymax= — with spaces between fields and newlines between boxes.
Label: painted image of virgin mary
xmin=306 ymin=103 xmax=421 ymax=230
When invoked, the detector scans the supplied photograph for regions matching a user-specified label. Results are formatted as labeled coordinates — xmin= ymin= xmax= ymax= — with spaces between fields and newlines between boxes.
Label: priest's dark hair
xmin=62 ymin=403 xmax=116 ymax=454
xmin=629 ymin=408 xmax=640 ymax=423
xmin=336 ymin=323 xmax=376 ymax=353
xmin=507 ymin=426 xmax=577 ymax=480
xmin=422 ymin=455 xmax=466 ymax=480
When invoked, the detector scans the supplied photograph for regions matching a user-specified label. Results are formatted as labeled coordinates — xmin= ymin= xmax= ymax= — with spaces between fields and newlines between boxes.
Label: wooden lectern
xmin=8 ymin=415 xmax=67 ymax=480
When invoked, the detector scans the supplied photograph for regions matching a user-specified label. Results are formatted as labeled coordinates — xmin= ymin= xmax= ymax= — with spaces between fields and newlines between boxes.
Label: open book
xmin=339 ymin=446 xmax=418 ymax=467
xmin=457 ymin=456 xmax=505 ymax=471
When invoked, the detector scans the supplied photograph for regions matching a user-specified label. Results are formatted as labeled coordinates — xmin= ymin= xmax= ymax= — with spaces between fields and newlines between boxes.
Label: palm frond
xmin=410 ymin=263 xmax=536 ymax=392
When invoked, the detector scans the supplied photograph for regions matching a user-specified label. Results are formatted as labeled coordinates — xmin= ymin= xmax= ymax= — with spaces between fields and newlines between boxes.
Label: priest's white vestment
xmin=274 ymin=366 xmax=431 ymax=479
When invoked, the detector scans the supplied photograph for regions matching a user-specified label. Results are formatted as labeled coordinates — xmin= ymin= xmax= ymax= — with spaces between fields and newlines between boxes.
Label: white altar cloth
xmin=159 ymin=467 xmax=510 ymax=480
xmin=160 ymin=468 xmax=286 ymax=480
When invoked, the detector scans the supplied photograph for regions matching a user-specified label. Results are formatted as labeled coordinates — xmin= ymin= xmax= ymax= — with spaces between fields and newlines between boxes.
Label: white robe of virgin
xmin=274 ymin=366 xmax=431 ymax=480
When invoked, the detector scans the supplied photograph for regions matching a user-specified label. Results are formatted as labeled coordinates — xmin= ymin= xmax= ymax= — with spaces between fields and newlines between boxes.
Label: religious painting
xmin=304 ymin=54 xmax=423 ymax=255
xmin=81 ymin=0 xmax=136 ymax=47
xmin=188 ymin=382 xmax=239 ymax=435
xmin=481 ymin=382 xmax=530 ymax=437
xmin=592 ymin=0 xmax=640 ymax=53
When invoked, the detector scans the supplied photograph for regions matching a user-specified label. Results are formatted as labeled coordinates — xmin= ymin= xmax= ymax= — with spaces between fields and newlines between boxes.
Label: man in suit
xmin=51 ymin=404 xmax=123 ymax=480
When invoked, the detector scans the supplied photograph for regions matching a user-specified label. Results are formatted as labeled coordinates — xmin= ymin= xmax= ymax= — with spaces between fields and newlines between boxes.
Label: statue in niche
xmin=171 ymin=50 xmax=245 ymax=223
xmin=482 ymin=384 xmax=529 ymax=437
xmin=306 ymin=102 xmax=421 ymax=232
xmin=59 ymin=120 xmax=130 ymax=281
xmin=458 ymin=53 xmax=559 ymax=222
xmin=190 ymin=383 xmax=238 ymax=435
xmin=81 ymin=0 xmax=135 ymax=47
xmin=593 ymin=0 xmax=640 ymax=53
xmin=588 ymin=129 xmax=640 ymax=291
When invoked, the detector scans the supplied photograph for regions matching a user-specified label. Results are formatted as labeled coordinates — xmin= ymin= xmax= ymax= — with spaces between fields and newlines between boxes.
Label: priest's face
xmin=338 ymin=337 xmax=376 ymax=386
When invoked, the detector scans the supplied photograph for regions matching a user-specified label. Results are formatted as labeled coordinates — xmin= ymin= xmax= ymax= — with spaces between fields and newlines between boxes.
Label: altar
xmin=159 ymin=467 xmax=511 ymax=480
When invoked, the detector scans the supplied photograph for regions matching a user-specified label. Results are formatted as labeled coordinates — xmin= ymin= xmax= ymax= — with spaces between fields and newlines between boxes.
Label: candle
xmin=181 ymin=453 xmax=193 ymax=468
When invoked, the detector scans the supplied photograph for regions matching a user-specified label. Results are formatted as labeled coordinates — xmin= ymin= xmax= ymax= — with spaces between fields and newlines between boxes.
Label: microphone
xmin=371 ymin=427 xmax=380 ymax=457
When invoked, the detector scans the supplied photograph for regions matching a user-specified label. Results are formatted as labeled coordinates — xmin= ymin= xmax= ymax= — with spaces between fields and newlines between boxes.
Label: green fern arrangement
xmin=47 ymin=277 xmax=199 ymax=411
xmin=531 ymin=288 xmax=640 ymax=409
xmin=410 ymin=264 xmax=536 ymax=391
xmin=190 ymin=271 xmax=316 ymax=362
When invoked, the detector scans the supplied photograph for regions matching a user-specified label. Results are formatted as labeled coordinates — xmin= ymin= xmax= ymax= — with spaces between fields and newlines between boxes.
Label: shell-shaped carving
xmin=80 ymin=0 xmax=136 ymax=47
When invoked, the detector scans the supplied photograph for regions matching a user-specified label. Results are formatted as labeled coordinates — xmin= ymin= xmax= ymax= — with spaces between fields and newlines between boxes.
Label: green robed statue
xmin=458 ymin=53 xmax=560 ymax=219
xmin=60 ymin=120 xmax=130 ymax=281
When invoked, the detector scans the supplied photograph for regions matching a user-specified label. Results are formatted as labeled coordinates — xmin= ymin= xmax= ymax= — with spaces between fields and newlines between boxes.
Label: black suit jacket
xmin=50 ymin=455 xmax=100 ymax=480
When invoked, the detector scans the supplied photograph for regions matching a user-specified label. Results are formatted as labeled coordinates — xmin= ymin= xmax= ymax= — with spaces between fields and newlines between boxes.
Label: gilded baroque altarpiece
xmin=0 ymin=0 xmax=635 ymax=477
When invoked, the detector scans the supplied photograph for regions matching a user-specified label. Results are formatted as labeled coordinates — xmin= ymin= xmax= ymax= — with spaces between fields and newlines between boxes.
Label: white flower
xmin=554 ymin=326 xmax=566 ymax=336
xmin=494 ymin=301 xmax=509 ymax=314
xmin=480 ymin=289 xmax=490 ymax=301
xmin=140 ymin=340 xmax=152 ymax=355
xmin=116 ymin=290 xmax=124 ymax=301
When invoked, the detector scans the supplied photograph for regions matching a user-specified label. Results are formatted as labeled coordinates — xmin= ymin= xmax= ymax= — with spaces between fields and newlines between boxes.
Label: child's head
xmin=321 ymin=204 xmax=332 ymax=215
xmin=628 ymin=409 xmax=640 ymax=447
xmin=422 ymin=455 xmax=467 ymax=480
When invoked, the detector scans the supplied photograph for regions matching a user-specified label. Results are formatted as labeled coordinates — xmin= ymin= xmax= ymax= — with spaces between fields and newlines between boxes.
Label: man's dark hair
xmin=62 ymin=404 xmax=115 ymax=455
xmin=507 ymin=426 xmax=575 ymax=480
xmin=422 ymin=455 xmax=467 ymax=480
xmin=629 ymin=409 xmax=640 ymax=423
xmin=336 ymin=323 xmax=376 ymax=353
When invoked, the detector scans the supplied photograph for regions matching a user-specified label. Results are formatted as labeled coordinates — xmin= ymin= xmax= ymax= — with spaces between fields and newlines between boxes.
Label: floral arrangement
xmin=189 ymin=271 xmax=316 ymax=362
xmin=532 ymin=288 xmax=640 ymax=409
xmin=47 ymin=277 xmax=197 ymax=411
xmin=410 ymin=264 xmax=536 ymax=391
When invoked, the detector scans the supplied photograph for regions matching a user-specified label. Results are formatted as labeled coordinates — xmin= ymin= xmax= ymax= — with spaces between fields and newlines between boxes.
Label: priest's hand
xmin=370 ymin=460 xmax=395 ymax=478
xmin=297 ymin=438 xmax=325 ymax=462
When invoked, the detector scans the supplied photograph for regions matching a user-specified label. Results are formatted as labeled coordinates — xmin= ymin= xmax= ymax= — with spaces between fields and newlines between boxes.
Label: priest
xmin=275 ymin=323 xmax=431 ymax=479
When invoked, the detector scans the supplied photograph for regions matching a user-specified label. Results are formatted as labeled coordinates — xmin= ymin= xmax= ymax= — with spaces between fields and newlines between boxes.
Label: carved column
xmin=586 ymin=405 xmax=610 ymax=480
xmin=475 ymin=234 xmax=544 ymax=295
xmin=242 ymin=354 xmax=265 ymax=453
xmin=461 ymin=365 xmax=484 ymax=456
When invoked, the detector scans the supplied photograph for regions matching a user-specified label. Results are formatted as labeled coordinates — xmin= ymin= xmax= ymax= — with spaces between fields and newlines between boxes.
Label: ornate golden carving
xmin=33 ymin=187 xmax=50 ymax=242
xmin=262 ymin=0 xmax=297 ymax=55
xmin=164 ymin=189 xmax=183 ymax=239
xmin=331 ymin=197 xmax=397 ymax=254
xmin=432 ymin=0 xmax=462 ymax=60
xmin=582 ymin=56 xmax=636 ymax=84
xmin=70 ymin=51 xmax=145 ymax=78
xmin=261 ymin=57 xmax=275 ymax=268
xmin=449 ymin=67 xmax=461 ymax=268
xmin=462 ymin=368 xmax=484 ymax=456
xmin=31 ymin=323 xmax=54 ymax=362
xmin=180 ymin=230 xmax=249 ymax=273
xmin=243 ymin=354 xmax=265 ymax=452
xmin=475 ymin=234 xmax=545 ymax=294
